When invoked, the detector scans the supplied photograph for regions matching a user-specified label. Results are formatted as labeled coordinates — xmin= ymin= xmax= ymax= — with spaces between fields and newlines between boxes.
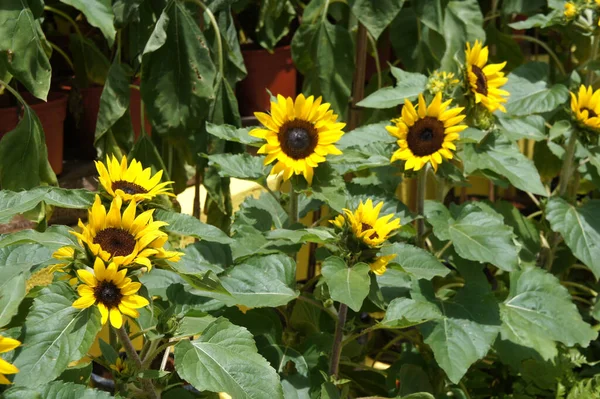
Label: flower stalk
xmin=115 ymin=327 xmax=159 ymax=399
xmin=416 ymin=166 xmax=428 ymax=248
xmin=328 ymin=303 xmax=348 ymax=379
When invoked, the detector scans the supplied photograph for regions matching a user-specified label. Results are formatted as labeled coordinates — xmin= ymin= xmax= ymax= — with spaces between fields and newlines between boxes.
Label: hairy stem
xmin=416 ymin=167 xmax=427 ymax=248
xmin=329 ymin=303 xmax=348 ymax=378
xmin=115 ymin=327 xmax=159 ymax=399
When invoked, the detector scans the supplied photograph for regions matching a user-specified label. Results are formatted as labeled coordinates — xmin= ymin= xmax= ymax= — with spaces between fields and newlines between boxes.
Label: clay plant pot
xmin=0 ymin=92 xmax=68 ymax=175
xmin=237 ymin=45 xmax=297 ymax=116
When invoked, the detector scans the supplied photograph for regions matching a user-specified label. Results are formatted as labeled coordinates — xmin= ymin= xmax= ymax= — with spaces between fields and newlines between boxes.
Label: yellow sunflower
xmin=386 ymin=92 xmax=466 ymax=172
xmin=343 ymin=199 xmax=401 ymax=247
xmin=0 ymin=336 xmax=19 ymax=384
xmin=564 ymin=2 xmax=577 ymax=18
xmin=73 ymin=195 xmax=182 ymax=270
xmin=570 ymin=85 xmax=600 ymax=131
xmin=465 ymin=40 xmax=509 ymax=113
xmin=250 ymin=94 xmax=345 ymax=184
xmin=73 ymin=258 xmax=149 ymax=328
xmin=96 ymin=155 xmax=174 ymax=202
xmin=369 ymin=254 xmax=397 ymax=276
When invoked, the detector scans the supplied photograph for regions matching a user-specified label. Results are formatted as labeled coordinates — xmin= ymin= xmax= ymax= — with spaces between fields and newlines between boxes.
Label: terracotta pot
xmin=0 ymin=92 xmax=68 ymax=175
xmin=237 ymin=45 xmax=297 ymax=116
xmin=130 ymin=78 xmax=152 ymax=139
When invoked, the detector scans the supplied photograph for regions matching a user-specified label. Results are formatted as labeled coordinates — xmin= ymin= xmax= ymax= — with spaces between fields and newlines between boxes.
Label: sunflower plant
xmin=4 ymin=0 xmax=600 ymax=399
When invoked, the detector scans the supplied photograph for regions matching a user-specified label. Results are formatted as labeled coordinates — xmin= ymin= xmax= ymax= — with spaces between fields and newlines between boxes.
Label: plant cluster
xmin=2 ymin=1 xmax=600 ymax=399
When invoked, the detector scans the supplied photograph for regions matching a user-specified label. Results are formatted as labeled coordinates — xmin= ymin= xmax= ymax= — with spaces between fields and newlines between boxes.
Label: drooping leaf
xmin=440 ymin=0 xmax=485 ymax=71
xmin=500 ymin=267 xmax=597 ymax=358
xmin=155 ymin=210 xmax=233 ymax=244
xmin=174 ymin=317 xmax=284 ymax=399
xmin=0 ymin=106 xmax=57 ymax=190
xmin=292 ymin=16 xmax=354 ymax=120
xmin=220 ymin=254 xmax=298 ymax=308
xmin=255 ymin=0 xmax=296 ymax=51
xmin=546 ymin=197 xmax=600 ymax=279
xmin=141 ymin=0 xmax=216 ymax=136
xmin=69 ymin=34 xmax=111 ymax=87
xmin=0 ymin=1 xmax=51 ymax=100
xmin=358 ymin=68 xmax=428 ymax=109
xmin=12 ymin=283 xmax=102 ymax=387
xmin=349 ymin=0 xmax=405 ymax=40
xmin=60 ymin=0 xmax=117 ymax=46
xmin=380 ymin=242 xmax=449 ymax=280
xmin=321 ymin=257 xmax=370 ymax=312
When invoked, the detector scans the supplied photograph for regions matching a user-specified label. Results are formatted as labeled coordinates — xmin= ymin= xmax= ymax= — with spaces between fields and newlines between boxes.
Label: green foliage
xmin=321 ymin=257 xmax=370 ymax=312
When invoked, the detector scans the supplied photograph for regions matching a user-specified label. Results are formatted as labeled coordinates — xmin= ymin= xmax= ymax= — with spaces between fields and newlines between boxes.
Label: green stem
xmin=341 ymin=324 xmax=378 ymax=347
xmin=44 ymin=6 xmax=84 ymax=38
xmin=435 ymin=240 xmax=453 ymax=259
xmin=140 ymin=98 xmax=147 ymax=137
xmin=0 ymin=79 xmax=27 ymax=106
xmin=558 ymin=131 xmax=578 ymax=198
xmin=321 ymin=0 xmax=331 ymax=24
xmin=296 ymin=295 xmax=338 ymax=320
xmin=587 ymin=35 xmax=599 ymax=85
xmin=48 ymin=41 xmax=74 ymax=71
xmin=511 ymin=35 xmax=566 ymax=76
xmin=185 ymin=0 xmax=224 ymax=78
xmin=561 ymin=281 xmax=598 ymax=297
xmin=289 ymin=187 xmax=299 ymax=225
xmin=329 ymin=303 xmax=347 ymax=378
xmin=115 ymin=327 xmax=159 ymax=399
xmin=366 ymin=33 xmax=382 ymax=90
xmin=416 ymin=167 xmax=427 ymax=248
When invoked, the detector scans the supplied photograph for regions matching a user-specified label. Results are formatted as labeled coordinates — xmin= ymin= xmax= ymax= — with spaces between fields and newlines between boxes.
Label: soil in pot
xmin=0 ymin=92 xmax=68 ymax=175
xmin=237 ymin=44 xmax=297 ymax=116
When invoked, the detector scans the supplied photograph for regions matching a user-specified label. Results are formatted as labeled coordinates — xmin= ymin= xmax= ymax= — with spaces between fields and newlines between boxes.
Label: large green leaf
xmin=207 ymin=153 xmax=267 ymax=181
xmin=349 ymin=0 xmax=405 ymax=40
xmin=0 ymin=1 xmax=51 ymax=100
xmin=546 ymin=197 xmax=600 ymax=279
xmin=293 ymin=163 xmax=347 ymax=213
xmin=69 ymin=34 xmax=111 ymax=87
xmin=495 ymin=201 xmax=540 ymax=264
xmin=358 ymin=68 xmax=427 ymax=109
xmin=321 ymin=257 xmax=370 ymax=312
xmin=500 ymin=267 xmax=597 ymax=359
xmin=0 ymin=106 xmax=56 ymax=190
xmin=220 ymin=254 xmax=298 ymax=308
xmin=141 ymin=0 xmax=216 ymax=136
xmin=0 ymin=226 xmax=77 ymax=250
xmin=60 ymin=0 xmax=116 ymax=46
xmin=12 ymin=283 xmax=102 ymax=387
xmin=4 ymin=380 xmax=113 ymax=399
xmin=504 ymin=63 xmax=569 ymax=116
xmin=206 ymin=123 xmax=259 ymax=146
xmin=461 ymin=134 xmax=547 ymax=196
xmin=94 ymin=62 xmax=133 ymax=155
xmin=336 ymin=122 xmax=394 ymax=150
xmin=291 ymin=16 xmax=354 ymax=120
xmin=380 ymin=242 xmax=449 ymax=280
xmin=175 ymin=317 xmax=284 ymax=398
xmin=155 ymin=210 xmax=233 ymax=244
xmin=497 ymin=115 xmax=546 ymax=141
xmin=440 ymin=0 xmax=485 ymax=70
xmin=381 ymin=297 xmax=442 ymax=328
xmin=256 ymin=0 xmax=296 ymax=51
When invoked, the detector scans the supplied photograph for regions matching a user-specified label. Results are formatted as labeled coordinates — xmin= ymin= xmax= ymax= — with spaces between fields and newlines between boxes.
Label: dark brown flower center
xmin=278 ymin=119 xmax=318 ymax=160
xmin=583 ymin=107 xmax=598 ymax=119
xmin=94 ymin=228 xmax=136 ymax=257
xmin=112 ymin=180 xmax=148 ymax=195
xmin=407 ymin=117 xmax=445 ymax=156
xmin=471 ymin=65 xmax=488 ymax=96
xmin=361 ymin=223 xmax=379 ymax=239
xmin=94 ymin=281 xmax=123 ymax=308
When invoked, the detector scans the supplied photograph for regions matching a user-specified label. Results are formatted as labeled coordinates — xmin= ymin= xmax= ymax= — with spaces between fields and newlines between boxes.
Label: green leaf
xmin=337 ymin=122 xmax=394 ymax=150
xmin=155 ymin=210 xmax=233 ymax=244
xmin=358 ymin=68 xmax=427 ymax=109
xmin=500 ymin=267 xmax=597 ymax=359
xmin=233 ymin=192 xmax=288 ymax=232
xmin=256 ymin=0 xmax=296 ymax=51
xmin=172 ymin=241 xmax=229 ymax=275
xmin=0 ymin=106 xmax=56 ymax=190
xmin=95 ymin=62 xmax=133 ymax=154
xmin=294 ymin=163 xmax=348 ymax=213
xmin=141 ymin=0 xmax=216 ymax=136
xmin=266 ymin=228 xmax=337 ymax=244
xmin=381 ymin=297 xmax=442 ymax=328
xmin=0 ymin=226 xmax=77 ymax=250
xmin=129 ymin=135 xmax=170 ymax=182
xmin=497 ymin=115 xmax=547 ymax=141
xmin=60 ymin=0 xmax=116 ymax=46
xmin=174 ymin=317 xmax=284 ymax=399
xmin=441 ymin=0 xmax=485 ymax=70
xmin=461 ymin=134 xmax=547 ymax=196
xmin=349 ymin=0 xmax=405 ymax=40
xmin=206 ymin=123 xmax=260 ymax=146
xmin=546 ymin=197 xmax=600 ymax=279
xmin=69 ymin=34 xmax=111 ymax=87
xmin=0 ymin=1 xmax=51 ymax=100
xmin=220 ymin=254 xmax=298 ymax=308
xmin=494 ymin=201 xmax=540 ymax=264
xmin=12 ymin=282 xmax=102 ymax=387
xmin=292 ymin=18 xmax=354 ymax=120
xmin=208 ymin=153 xmax=267 ymax=180
xmin=321 ymin=257 xmax=370 ymax=312
xmin=508 ymin=13 xmax=556 ymax=29
xmin=379 ymin=243 xmax=449 ymax=280
xmin=504 ymin=63 xmax=570 ymax=116
xmin=4 ymin=380 xmax=113 ymax=399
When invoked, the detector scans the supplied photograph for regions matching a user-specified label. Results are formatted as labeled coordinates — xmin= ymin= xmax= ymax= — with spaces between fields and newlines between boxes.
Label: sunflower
xmin=343 ymin=199 xmax=401 ymax=247
xmin=250 ymin=94 xmax=345 ymax=184
xmin=96 ymin=155 xmax=174 ymax=202
xmin=0 ymin=336 xmax=19 ymax=384
xmin=73 ymin=195 xmax=182 ymax=270
xmin=387 ymin=92 xmax=466 ymax=172
xmin=369 ymin=254 xmax=397 ymax=276
xmin=564 ymin=2 xmax=577 ymax=18
xmin=570 ymin=85 xmax=600 ymax=131
xmin=110 ymin=357 xmax=131 ymax=375
xmin=73 ymin=258 xmax=149 ymax=328
xmin=465 ymin=40 xmax=509 ymax=113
